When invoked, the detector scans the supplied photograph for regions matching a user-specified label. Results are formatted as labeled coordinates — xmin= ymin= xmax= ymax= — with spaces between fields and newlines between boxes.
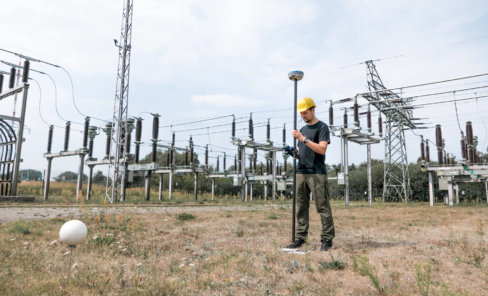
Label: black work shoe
xmin=320 ymin=239 xmax=333 ymax=251
xmin=286 ymin=239 xmax=305 ymax=249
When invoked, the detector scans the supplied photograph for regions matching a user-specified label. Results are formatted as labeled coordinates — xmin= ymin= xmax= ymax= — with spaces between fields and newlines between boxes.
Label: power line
xmin=159 ymin=114 xmax=235 ymax=128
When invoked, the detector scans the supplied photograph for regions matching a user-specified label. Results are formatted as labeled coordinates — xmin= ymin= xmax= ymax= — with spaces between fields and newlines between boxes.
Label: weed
xmin=92 ymin=234 xmax=116 ymax=246
xmin=267 ymin=213 xmax=278 ymax=220
xmin=467 ymin=240 xmax=486 ymax=268
xmin=50 ymin=217 xmax=67 ymax=224
xmin=235 ymin=227 xmax=244 ymax=237
xmin=352 ymin=255 xmax=385 ymax=295
xmin=285 ymin=259 xmax=301 ymax=273
xmin=9 ymin=221 xmax=32 ymax=235
xmin=318 ymin=260 xmax=347 ymax=272
xmin=415 ymin=262 xmax=432 ymax=296
xmin=177 ymin=213 xmax=196 ymax=221
xmin=476 ymin=219 xmax=485 ymax=236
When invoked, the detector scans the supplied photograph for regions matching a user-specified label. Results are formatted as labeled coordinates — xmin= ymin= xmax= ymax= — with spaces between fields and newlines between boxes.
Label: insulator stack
xmin=190 ymin=137 xmax=194 ymax=164
xmin=205 ymin=145 xmax=208 ymax=167
xmin=426 ymin=141 xmax=430 ymax=162
xmin=87 ymin=126 xmax=97 ymax=158
xmin=104 ymin=122 xmax=112 ymax=158
xmin=88 ymin=137 xmax=94 ymax=158
xmin=22 ymin=60 xmax=30 ymax=83
xmin=284 ymin=159 xmax=287 ymax=174
xmin=282 ymin=124 xmax=286 ymax=146
xmin=125 ymin=130 xmax=131 ymax=154
xmin=435 ymin=124 xmax=443 ymax=165
xmin=443 ymin=151 xmax=447 ymax=165
xmin=343 ymin=109 xmax=348 ymax=128
xmin=152 ymin=115 xmax=159 ymax=140
xmin=461 ymin=132 xmax=467 ymax=161
xmin=0 ymin=74 xmax=4 ymax=93
xmin=266 ymin=119 xmax=270 ymax=142
xmin=151 ymin=115 xmax=159 ymax=163
xmin=367 ymin=104 xmax=372 ymax=133
xmin=64 ymin=121 xmax=71 ymax=151
xmin=134 ymin=118 xmax=142 ymax=163
xmin=277 ymin=164 xmax=281 ymax=176
xmin=216 ymin=156 xmax=220 ymax=172
xmin=234 ymin=154 xmax=237 ymax=171
xmin=232 ymin=117 xmax=236 ymax=138
xmin=185 ymin=148 xmax=188 ymax=165
xmin=9 ymin=67 xmax=15 ymax=88
xmin=353 ymin=98 xmax=359 ymax=127
xmin=223 ymin=153 xmax=226 ymax=171
xmin=378 ymin=114 xmax=383 ymax=137
xmin=82 ymin=117 xmax=90 ymax=149
xmin=253 ymin=149 xmax=257 ymax=171
xmin=249 ymin=114 xmax=253 ymax=141
xmin=166 ymin=149 xmax=170 ymax=166
xmin=420 ymin=136 xmax=425 ymax=161
xmin=466 ymin=121 xmax=474 ymax=164
xmin=329 ymin=101 xmax=333 ymax=126
xmin=124 ymin=118 xmax=134 ymax=154
xmin=47 ymin=125 xmax=54 ymax=153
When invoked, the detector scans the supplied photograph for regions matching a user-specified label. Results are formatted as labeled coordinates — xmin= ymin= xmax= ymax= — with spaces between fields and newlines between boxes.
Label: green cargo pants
xmin=296 ymin=173 xmax=335 ymax=241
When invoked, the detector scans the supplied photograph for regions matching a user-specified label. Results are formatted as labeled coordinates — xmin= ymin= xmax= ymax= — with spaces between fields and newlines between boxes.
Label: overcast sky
xmin=1 ymin=0 xmax=487 ymax=178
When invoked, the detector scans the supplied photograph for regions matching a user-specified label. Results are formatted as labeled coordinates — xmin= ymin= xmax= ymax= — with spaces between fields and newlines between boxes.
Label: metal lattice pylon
xmin=362 ymin=61 xmax=415 ymax=202
xmin=106 ymin=0 xmax=134 ymax=203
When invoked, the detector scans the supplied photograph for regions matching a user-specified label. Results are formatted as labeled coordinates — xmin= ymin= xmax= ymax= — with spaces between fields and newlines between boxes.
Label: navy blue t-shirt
xmin=297 ymin=121 xmax=330 ymax=175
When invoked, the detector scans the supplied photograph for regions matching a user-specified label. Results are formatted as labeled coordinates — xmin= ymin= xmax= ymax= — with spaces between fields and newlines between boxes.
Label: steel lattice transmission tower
xmin=362 ymin=60 xmax=417 ymax=202
xmin=106 ymin=0 xmax=134 ymax=203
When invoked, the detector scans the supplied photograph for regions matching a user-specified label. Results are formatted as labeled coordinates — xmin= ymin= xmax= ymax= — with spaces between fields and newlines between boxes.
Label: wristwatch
xmin=303 ymin=138 xmax=309 ymax=144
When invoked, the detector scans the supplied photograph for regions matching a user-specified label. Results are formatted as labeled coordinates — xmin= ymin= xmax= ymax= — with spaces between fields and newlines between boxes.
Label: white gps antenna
xmin=59 ymin=220 xmax=87 ymax=284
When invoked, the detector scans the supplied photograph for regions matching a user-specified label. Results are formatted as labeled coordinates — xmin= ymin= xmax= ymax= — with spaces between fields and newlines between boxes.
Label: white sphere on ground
xmin=59 ymin=220 xmax=87 ymax=246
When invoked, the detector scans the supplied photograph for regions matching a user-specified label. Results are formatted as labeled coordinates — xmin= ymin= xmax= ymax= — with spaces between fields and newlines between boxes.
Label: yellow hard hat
xmin=297 ymin=97 xmax=316 ymax=112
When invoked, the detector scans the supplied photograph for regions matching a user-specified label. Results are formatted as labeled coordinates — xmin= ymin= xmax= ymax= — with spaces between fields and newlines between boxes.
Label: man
xmin=288 ymin=97 xmax=335 ymax=251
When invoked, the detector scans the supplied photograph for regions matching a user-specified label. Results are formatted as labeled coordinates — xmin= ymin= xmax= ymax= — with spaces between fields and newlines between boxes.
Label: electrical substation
xmin=0 ymin=0 xmax=487 ymax=207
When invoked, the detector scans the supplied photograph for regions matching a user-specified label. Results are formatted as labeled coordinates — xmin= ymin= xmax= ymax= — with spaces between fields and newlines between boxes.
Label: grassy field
xmin=1 ymin=202 xmax=487 ymax=295
xmin=16 ymin=181 xmax=243 ymax=205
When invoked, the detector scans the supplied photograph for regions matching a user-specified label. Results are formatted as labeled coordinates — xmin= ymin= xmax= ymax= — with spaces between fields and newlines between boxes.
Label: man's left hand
xmin=292 ymin=130 xmax=305 ymax=142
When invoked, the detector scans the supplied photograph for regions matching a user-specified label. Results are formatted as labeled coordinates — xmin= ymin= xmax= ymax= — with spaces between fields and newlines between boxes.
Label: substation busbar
xmin=330 ymin=100 xmax=381 ymax=206
xmin=422 ymin=122 xmax=488 ymax=206
xmin=231 ymin=114 xmax=283 ymax=203
xmin=43 ymin=118 xmax=90 ymax=201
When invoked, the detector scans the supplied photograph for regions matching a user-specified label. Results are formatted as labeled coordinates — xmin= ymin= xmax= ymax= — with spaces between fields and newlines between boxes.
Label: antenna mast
xmin=106 ymin=0 xmax=134 ymax=203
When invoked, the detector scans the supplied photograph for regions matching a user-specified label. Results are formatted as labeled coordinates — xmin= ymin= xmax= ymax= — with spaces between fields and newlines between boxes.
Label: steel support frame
xmin=106 ymin=0 xmax=134 ymax=203
xmin=364 ymin=61 xmax=414 ymax=203
xmin=0 ymin=84 xmax=29 ymax=197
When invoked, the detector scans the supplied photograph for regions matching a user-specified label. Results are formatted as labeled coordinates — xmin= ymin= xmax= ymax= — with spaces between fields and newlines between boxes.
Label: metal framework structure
xmin=106 ymin=0 xmax=134 ymax=203
xmin=0 ymin=63 xmax=30 ymax=197
xmin=0 ymin=119 xmax=16 ymax=196
xmin=362 ymin=61 xmax=417 ymax=202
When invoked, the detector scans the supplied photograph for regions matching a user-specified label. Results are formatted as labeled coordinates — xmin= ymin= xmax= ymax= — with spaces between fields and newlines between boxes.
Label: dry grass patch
xmin=0 ymin=203 xmax=487 ymax=295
